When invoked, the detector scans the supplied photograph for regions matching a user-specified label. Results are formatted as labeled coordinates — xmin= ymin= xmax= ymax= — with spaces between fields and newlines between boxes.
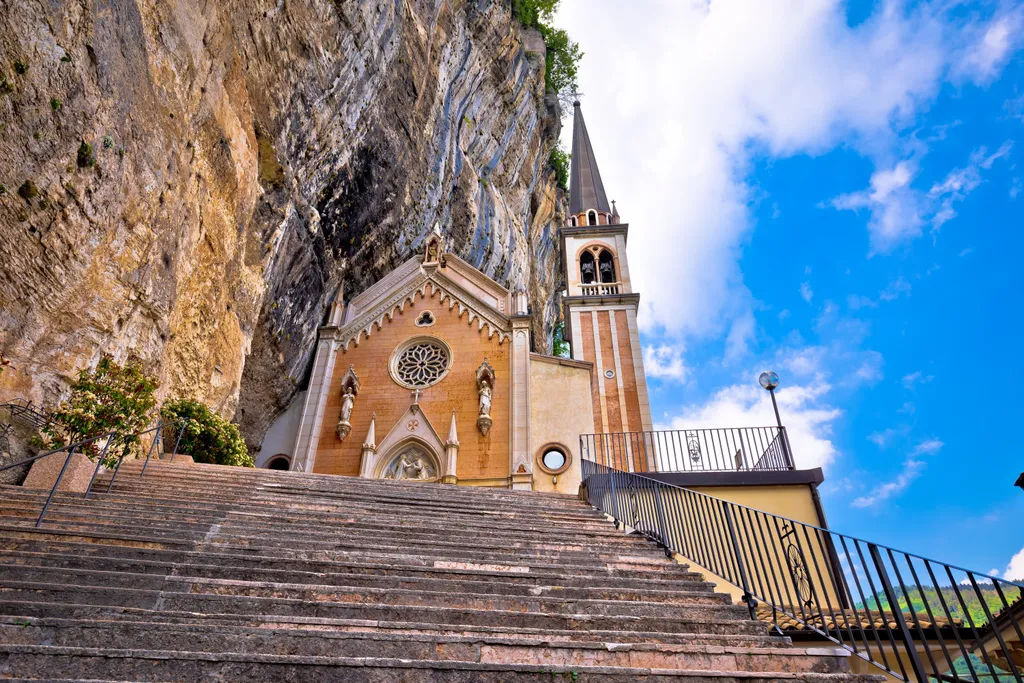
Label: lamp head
xmin=759 ymin=371 xmax=780 ymax=391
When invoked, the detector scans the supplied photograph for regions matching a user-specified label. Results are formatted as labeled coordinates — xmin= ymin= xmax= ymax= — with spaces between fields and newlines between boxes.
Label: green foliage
xmin=17 ymin=180 xmax=38 ymax=202
xmin=549 ymin=143 xmax=570 ymax=192
xmin=160 ymin=398 xmax=254 ymax=468
xmin=50 ymin=97 xmax=61 ymax=111
xmin=858 ymin=583 xmax=1022 ymax=630
xmin=77 ymin=141 xmax=95 ymax=168
xmin=0 ymin=73 xmax=11 ymax=95
xmin=511 ymin=0 xmax=582 ymax=106
xmin=13 ymin=60 xmax=27 ymax=76
xmin=103 ymin=135 xmax=114 ymax=149
xmin=552 ymin=321 xmax=570 ymax=358
xmin=43 ymin=356 xmax=159 ymax=462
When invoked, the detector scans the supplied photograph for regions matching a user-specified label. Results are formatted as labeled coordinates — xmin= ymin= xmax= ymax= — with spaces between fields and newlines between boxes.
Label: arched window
xmin=579 ymin=251 xmax=596 ymax=284
xmin=266 ymin=455 xmax=291 ymax=471
xmin=598 ymin=249 xmax=616 ymax=283
xmin=569 ymin=215 xmax=577 ymax=227
xmin=587 ymin=210 xmax=597 ymax=226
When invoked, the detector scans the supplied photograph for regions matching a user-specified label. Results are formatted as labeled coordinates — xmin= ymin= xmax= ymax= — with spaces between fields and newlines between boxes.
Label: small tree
xmin=44 ymin=355 xmax=159 ymax=461
xmin=552 ymin=321 xmax=571 ymax=358
xmin=160 ymin=398 xmax=254 ymax=468
xmin=549 ymin=143 xmax=570 ymax=192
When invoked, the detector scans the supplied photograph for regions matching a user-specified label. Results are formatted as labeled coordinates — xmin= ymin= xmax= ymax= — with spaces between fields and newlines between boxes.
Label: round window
xmin=536 ymin=443 xmax=571 ymax=474
xmin=542 ymin=449 xmax=566 ymax=471
xmin=390 ymin=336 xmax=452 ymax=389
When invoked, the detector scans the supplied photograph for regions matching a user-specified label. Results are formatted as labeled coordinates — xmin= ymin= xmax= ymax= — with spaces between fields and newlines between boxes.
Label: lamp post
xmin=758 ymin=371 xmax=793 ymax=469
xmin=1016 ymin=472 xmax=1023 ymax=492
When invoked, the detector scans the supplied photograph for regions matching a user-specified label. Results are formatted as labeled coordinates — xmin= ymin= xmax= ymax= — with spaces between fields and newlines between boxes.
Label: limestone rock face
xmin=0 ymin=0 xmax=566 ymax=448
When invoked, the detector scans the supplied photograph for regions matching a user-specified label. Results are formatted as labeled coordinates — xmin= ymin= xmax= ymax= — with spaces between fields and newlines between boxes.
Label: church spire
xmin=569 ymin=101 xmax=611 ymax=216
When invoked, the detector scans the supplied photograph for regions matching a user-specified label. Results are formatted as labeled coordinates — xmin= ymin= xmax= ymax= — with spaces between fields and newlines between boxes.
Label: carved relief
xmin=476 ymin=359 xmax=496 ymax=436
xmin=336 ymin=365 xmax=361 ymax=441
xmin=382 ymin=446 xmax=438 ymax=481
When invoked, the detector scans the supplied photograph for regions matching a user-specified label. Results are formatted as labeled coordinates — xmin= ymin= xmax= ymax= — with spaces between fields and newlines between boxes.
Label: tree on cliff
xmin=512 ymin=0 xmax=583 ymax=108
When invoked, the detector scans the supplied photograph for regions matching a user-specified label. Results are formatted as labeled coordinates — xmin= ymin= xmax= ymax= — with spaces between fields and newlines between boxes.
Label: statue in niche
xmin=478 ymin=378 xmax=492 ymax=417
xmin=335 ymin=365 xmax=361 ymax=441
xmin=475 ymin=359 xmax=495 ymax=436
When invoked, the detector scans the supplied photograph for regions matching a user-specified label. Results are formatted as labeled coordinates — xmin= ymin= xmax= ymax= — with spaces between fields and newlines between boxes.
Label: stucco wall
xmin=313 ymin=288 xmax=511 ymax=483
xmin=529 ymin=355 xmax=594 ymax=495
xmin=254 ymin=390 xmax=306 ymax=468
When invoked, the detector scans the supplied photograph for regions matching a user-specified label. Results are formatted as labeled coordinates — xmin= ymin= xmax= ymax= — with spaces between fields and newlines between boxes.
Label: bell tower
xmin=561 ymin=101 xmax=653 ymax=456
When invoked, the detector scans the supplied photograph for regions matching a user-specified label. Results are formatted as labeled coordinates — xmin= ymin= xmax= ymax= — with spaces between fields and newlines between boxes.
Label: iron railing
xmin=580 ymin=426 xmax=794 ymax=473
xmin=580 ymin=459 xmax=1024 ymax=682
xmin=0 ymin=417 xmax=188 ymax=527
xmin=581 ymin=282 xmax=622 ymax=296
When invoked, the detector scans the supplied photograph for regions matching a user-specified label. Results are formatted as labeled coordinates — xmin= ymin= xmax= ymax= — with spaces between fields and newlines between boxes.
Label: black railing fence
xmin=581 ymin=459 xmax=1024 ymax=683
xmin=0 ymin=416 xmax=188 ymax=527
xmin=580 ymin=426 xmax=794 ymax=474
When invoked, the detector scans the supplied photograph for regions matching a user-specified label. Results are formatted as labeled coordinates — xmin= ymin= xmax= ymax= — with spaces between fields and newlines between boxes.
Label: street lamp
xmin=759 ymin=370 xmax=793 ymax=469
xmin=758 ymin=371 xmax=782 ymax=429
xmin=1016 ymin=472 xmax=1023 ymax=492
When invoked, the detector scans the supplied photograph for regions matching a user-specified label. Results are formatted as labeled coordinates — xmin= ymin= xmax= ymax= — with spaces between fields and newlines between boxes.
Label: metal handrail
xmin=580 ymin=458 xmax=1024 ymax=683
xmin=0 ymin=416 xmax=189 ymax=527
xmin=581 ymin=426 xmax=795 ymax=474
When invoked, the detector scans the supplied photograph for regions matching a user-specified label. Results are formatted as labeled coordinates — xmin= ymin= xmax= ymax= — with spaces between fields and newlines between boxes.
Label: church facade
xmin=256 ymin=103 xmax=651 ymax=492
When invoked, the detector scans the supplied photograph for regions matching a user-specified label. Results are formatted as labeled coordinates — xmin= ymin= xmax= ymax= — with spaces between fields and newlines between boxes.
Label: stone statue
xmin=478 ymin=378 xmax=492 ymax=417
xmin=340 ymin=387 xmax=355 ymax=423
xmin=385 ymin=452 xmax=434 ymax=480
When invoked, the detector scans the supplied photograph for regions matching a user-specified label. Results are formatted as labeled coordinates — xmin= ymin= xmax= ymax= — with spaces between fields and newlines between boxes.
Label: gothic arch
xmin=587 ymin=209 xmax=598 ymax=226
xmin=374 ymin=437 xmax=443 ymax=481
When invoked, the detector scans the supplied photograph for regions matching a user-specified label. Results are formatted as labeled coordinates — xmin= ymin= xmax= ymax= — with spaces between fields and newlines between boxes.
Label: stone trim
xmin=528 ymin=353 xmax=593 ymax=371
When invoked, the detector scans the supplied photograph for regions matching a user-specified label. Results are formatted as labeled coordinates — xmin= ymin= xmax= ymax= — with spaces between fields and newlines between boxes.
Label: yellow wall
xmin=529 ymin=355 xmax=595 ymax=495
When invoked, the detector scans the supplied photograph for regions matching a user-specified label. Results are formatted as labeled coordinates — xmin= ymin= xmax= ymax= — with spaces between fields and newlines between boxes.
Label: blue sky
xmin=556 ymin=0 xmax=1024 ymax=579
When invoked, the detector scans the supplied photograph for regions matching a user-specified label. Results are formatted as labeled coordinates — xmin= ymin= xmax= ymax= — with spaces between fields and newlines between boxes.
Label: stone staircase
xmin=0 ymin=461 xmax=883 ymax=682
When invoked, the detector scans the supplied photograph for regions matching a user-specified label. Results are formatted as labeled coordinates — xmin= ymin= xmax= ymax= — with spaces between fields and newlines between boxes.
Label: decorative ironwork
xmin=687 ymin=434 xmax=702 ymax=463
xmin=392 ymin=338 xmax=450 ymax=388
xmin=579 ymin=456 xmax=1024 ymax=683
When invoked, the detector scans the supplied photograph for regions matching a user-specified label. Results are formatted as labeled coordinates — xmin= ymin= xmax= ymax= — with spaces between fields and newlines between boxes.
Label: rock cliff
xmin=0 ymin=0 xmax=566 ymax=448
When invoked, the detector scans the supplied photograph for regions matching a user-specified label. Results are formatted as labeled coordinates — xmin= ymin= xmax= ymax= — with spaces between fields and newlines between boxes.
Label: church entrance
xmin=378 ymin=444 xmax=440 ymax=482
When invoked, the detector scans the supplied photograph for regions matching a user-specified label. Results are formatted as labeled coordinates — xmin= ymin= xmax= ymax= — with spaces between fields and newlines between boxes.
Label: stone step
xmin=0 ymin=562 xmax=723 ymax=605
xmin=0 ymin=644 xmax=884 ymax=682
xmin=0 ymin=504 xmax=660 ymax=557
xmin=0 ymin=589 xmax=764 ymax=637
xmin=0 ymin=494 xmax=634 ymax=543
xmin=0 ymin=617 xmax=850 ymax=673
xmin=0 ymin=544 xmax=712 ymax=589
xmin=0 ymin=579 xmax=752 ymax=622
xmin=0 ymin=526 xmax=686 ymax=580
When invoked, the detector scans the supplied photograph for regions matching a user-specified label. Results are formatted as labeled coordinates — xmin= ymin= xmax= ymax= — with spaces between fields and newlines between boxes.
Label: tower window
xmin=579 ymin=251 xmax=596 ymax=284
xmin=598 ymin=249 xmax=616 ymax=283
xmin=587 ymin=210 xmax=597 ymax=226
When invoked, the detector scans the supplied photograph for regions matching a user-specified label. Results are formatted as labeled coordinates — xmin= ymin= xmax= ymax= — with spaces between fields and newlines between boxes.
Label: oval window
xmin=542 ymin=449 xmax=567 ymax=471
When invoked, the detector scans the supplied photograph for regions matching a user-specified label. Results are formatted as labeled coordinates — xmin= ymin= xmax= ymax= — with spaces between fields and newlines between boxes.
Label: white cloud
xmin=643 ymin=344 xmax=688 ymax=382
xmin=959 ymin=247 xmax=974 ymax=257
xmin=667 ymin=376 xmax=841 ymax=471
xmin=927 ymin=142 xmax=1014 ymax=230
xmin=829 ymin=161 xmax=924 ymax=255
xmin=800 ymin=281 xmax=815 ymax=303
xmin=954 ymin=10 xmax=1024 ymax=84
xmin=903 ymin=370 xmax=934 ymax=389
xmin=852 ymin=438 xmax=943 ymax=508
xmin=879 ymin=276 xmax=912 ymax=302
xmin=724 ymin=311 xmax=757 ymax=363
xmin=848 ymin=294 xmax=878 ymax=310
xmin=1005 ymin=546 xmax=1024 ymax=582
xmin=1011 ymin=178 xmax=1022 ymax=199
xmin=852 ymin=457 xmax=926 ymax=508
xmin=556 ymin=0 xmax=1023 ymax=340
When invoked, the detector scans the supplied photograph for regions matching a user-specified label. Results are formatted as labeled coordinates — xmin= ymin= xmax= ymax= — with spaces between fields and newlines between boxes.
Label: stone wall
xmin=0 ymin=0 xmax=566 ymax=451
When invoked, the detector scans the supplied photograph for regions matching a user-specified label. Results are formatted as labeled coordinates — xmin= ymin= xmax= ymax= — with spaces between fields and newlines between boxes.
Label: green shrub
xmin=77 ymin=141 xmax=95 ymax=168
xmin=160 ymin=398 xmax=254 ymax=467
xmin=511 ymin=0 xmax=582 ymax=105
xmin=549 ymin=143 xmax=569 ymax=192
xmin=44 ymin=356 xmax=159 ymax=462
xmin=552 ymin=321 xmax=570 ymax=358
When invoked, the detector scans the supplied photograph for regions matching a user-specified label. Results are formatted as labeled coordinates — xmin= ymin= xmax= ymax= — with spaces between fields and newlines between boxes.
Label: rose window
xmin=392 ymin=338 xmax=451 ymax=388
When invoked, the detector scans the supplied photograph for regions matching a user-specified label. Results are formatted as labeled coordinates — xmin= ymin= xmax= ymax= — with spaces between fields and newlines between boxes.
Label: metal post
xmin=84 ymin=435 xmax=113 ymax=499
xmin=868 ymin=544 xmax=929 ymax=683
xmin=723 ymin=504 xmax=756 ymax=619
xmin=652 ymin=483 xmax=672 ymax=557
xmin=169 ymin=418 xmax=187 ymax=463
xmin=607 ymin=467 xmax=621 ymax=529
xmin=139 ymin=420 xmax=162 ymax=477
xmin=36 ymin=446 xmax=77 ymax=528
